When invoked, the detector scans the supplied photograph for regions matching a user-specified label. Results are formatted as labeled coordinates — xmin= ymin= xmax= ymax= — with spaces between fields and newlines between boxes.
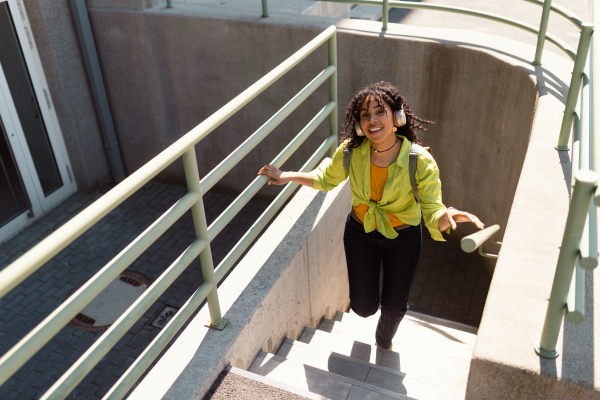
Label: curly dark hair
xmin=340 ymin=81 xmax=434 ymax=149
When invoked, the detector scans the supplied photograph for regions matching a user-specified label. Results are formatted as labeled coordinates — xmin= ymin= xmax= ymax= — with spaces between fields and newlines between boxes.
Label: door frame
xmin=0 ymin=0 xmax=77 ymax=244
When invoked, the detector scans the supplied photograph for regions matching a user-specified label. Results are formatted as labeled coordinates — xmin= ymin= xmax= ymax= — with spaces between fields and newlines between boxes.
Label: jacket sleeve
xmin=416 ymin=151 xmax=447 ymax=241
xmin=311 ymin=142 xmax=349 ymax=192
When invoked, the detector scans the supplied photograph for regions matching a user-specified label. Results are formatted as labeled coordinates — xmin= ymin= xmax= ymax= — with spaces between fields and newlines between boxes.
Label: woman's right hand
xmin=258 ymin=164 xmax=289 ymax=185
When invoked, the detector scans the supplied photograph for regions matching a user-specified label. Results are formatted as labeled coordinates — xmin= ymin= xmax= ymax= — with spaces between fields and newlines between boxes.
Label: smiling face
xmin=358 ymin=96 xmax=396 ymax=145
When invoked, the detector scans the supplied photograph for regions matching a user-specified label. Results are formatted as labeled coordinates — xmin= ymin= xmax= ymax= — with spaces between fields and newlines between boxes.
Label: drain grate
xmin=152 ymin=306 xmax=179 ymax=329
xmin=120 ymin=275 xmax=142 ymax=286
xmin=73 ymin=313 xmax=96 ymax=327
xmin=67 ymin=270 xmax=151 ymax=332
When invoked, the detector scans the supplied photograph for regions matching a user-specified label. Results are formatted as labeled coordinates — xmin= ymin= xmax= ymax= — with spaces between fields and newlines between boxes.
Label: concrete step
xmin=319 ymin=318 xmax=474 ymax=362
xmin=276 ymin=339 xmax=464 ymax=400
xmin=342 ymin=310 xmax=478 ymax=343
xmin=226 ymin=366 xmax=331 ymax=400
xmin=350 ymin=4 xmax=383 ymax=20
xmin=296 ymin=327 xmax=470 ymax=393
xmin=250 ymin=351 xmax=417 ymax=400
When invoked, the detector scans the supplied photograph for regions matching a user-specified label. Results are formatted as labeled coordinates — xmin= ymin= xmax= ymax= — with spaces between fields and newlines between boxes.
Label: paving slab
xmin=251 ymin=351 xmax=416 ymax=400
xmin=0 ymin=181 xmax=271 ymax=399
xmin=296 ymin=328 xmax=470 ymax=393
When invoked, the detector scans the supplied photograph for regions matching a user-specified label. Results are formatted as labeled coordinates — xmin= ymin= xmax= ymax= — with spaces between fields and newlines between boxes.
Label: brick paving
xmin=0 ymin=181 xmax=272 ymax=400
xmin=0 ymin=179 xmax=491 ymax=399
xmin=408 ymin=233 xmax=491 ymax=327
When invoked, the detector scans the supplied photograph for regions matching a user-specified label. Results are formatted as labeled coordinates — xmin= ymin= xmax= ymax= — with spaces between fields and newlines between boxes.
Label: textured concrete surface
xmin=129 ymin=174 xmax=352 ymax=400
xmin=203 ymin=368 xmax=312 ymax=400
xmin=388 ymin=0 xmax=590 ymax=60
xmin=0 ymin=182 xmax=271 ymax=399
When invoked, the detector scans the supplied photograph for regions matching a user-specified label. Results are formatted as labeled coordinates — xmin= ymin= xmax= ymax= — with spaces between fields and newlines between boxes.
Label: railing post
xmin=328 ymin=31 xmax=338 ymax=157
xmin=166 ymin=0 xmax=173 ymax=8
xmin=182 ymin=148 xmax=227 ymax=330
xmin=535 ymin=170 xmax=598 ymax=358
xmin=556 ymin=23 xmax=594 ymax=150
xmin=533 ymin=0 xmax=553 ymax=65
xmin=262 ymin=0 xmax=269 ymax=17
xmin=382 ymin=0 xmax=389 ymax=31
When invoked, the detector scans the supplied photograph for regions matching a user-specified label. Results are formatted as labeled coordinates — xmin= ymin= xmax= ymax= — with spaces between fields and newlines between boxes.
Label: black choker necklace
xmin=371 ymin=137 xmax=399 ymax=153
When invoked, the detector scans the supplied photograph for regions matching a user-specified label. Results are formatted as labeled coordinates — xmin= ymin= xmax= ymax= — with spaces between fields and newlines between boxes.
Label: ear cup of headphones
xmin=354 ymin=122 xmax=365 ymax=136
xmin=394 ymin=109 xmax=407 ymax=127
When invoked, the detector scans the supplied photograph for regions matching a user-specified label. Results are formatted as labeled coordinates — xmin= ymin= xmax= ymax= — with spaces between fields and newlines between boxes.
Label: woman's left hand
xmin=441 ymin=208 xmax=484 ymax=231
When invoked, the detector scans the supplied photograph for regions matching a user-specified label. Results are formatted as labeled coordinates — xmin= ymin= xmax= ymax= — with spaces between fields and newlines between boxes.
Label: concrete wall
xmin=129 ymin=171 xmax=352 ymax=400
xmin=101 ymin=10 xmax=588 ymax=400
xmin=24 ymin=0 xmax=111 ymax=192
xmin=303 ymin=2 xmax=351 ymax=18
xmin=87 ymin=8 xmax=534 ymax=268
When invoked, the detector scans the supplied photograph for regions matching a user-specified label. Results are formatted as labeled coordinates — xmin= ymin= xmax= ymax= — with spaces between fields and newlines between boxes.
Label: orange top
xmin=353 ymin=162 xmax=404 ymax=228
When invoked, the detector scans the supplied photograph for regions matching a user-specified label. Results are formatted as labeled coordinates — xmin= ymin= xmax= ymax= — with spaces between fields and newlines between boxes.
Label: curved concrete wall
xmin=91 ymin=7 xmax=599 ymax=400
xmin=87 ymin=7 xmax=536 ymax=271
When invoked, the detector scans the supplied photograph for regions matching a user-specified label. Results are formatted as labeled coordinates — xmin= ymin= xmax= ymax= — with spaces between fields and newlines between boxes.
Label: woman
xmin=258 ymin=81 xmax=483 ymax=350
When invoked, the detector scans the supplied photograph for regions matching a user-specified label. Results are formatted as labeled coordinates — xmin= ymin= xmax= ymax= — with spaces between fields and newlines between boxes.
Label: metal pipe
xmin=533 ymin=0 xmax=553 ymax=65
xmin=182 ymin=148 xmax=223 ymax=329
xmin=592 ymin=0 xmax=600 ymax=204
xmin=536 ymin=170 xmax=598 ymax=358
xmin=382 ymin=0 xmax=389 ymax=31
xmin=578 ymin=70 xmax=598 ymax=269
xmin=69 ymin=0 xmax=126 ymax=184
xmin=566 ymin=263 xmax=585 ymax=324
xmin=0 ymin=25 xmax=337 ymax=299
xmin=39 ymin=240 xmax=206 ymax=400
xmin=328 ymin=33 xmax=338 ymax=157
xmin=524 ymin=0 xmax=584 ymax=29
xmin=460 ymin=224 xmax=501 ymax=253
xmin=200 ymin=65 xmax=336 ymax=193
xmin=556 ymin=24 xmax=595 ymax=150
xmin=104 ymin=281 xmax=214 ymax=399
xmin=0 ymin=192 xmax=199 ymax=386
xmin=207 ymin=102 xmax=336 ymax=241
xmin=262 ymin=0 xmax=268 ymax=17
xmin=324 ymin=0 xmax=576 ymax=59
xmin=214 ymin=134 xmax=337 ymax=283
xmin=166 ymin=0 xmax=173 ymax=8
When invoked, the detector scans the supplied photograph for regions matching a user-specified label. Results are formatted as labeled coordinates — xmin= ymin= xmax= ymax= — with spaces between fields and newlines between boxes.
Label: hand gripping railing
xmin=272 ymin=0 xmax=599 ymax=359
xmin=0 ymin=25 xmax=338 ymax=400
xmin=461 ymin=225 xmax=502 ymax=259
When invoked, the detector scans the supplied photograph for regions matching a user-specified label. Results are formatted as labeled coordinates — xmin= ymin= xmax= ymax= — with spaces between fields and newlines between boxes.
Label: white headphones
xmin=355 ymin=108 xmax=406 ymax=137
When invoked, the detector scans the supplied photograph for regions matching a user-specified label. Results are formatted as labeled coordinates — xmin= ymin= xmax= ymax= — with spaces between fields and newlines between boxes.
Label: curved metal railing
xmin=264 ymin=0 xmax=600 ymax=359
xmin=0 ymin=26 xmax=339 ymax=400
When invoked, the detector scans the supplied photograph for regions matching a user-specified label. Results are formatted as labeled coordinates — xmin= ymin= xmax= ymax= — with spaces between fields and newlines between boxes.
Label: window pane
xmin=0 ymin=116 xmax=29 ymax=227
xmin=0 ymin=3 xmax=62 ymax=196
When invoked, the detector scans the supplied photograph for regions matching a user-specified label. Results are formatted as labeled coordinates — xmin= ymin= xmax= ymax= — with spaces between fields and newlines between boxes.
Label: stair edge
xmin=227 ymin=365 xmax=331 ymax=400
xmin=257 ymin=352 xmax=417 ymax=400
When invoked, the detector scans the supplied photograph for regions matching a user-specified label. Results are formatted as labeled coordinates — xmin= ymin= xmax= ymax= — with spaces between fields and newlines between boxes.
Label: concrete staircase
xmin=246 ymin=310 xmax=478 ymax=400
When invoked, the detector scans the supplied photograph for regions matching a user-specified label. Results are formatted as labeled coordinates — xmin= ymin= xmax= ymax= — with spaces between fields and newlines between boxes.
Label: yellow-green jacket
xmin=311 ymin=136 xmax=448 ymax=241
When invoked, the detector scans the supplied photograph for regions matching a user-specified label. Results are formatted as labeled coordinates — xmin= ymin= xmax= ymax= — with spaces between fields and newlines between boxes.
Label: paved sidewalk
xmin=0 ymin=1 xmax=590 ymax=398
xmin=0 ymin=182 xmax=271 ymax=399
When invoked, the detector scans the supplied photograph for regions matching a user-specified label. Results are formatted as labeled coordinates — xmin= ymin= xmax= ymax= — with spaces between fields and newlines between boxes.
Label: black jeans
xmin=343 ymin=213 xmax=422 ymax=349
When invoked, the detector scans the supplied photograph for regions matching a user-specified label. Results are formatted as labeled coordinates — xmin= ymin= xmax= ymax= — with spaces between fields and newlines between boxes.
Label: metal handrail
xmin=265 ymin=0 xmax=599 ymax=359
xmin=460 ymin=225 xmax=502 ymax=258
xmin=0 ymin=25 xmax=339 ymax=399
xmin=316 ymin=0 xmax=577 ymax=60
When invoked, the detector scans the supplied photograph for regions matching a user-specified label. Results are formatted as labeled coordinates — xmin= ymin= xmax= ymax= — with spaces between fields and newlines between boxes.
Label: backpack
xmin=342 ymin=142 xmax=430 ymax=203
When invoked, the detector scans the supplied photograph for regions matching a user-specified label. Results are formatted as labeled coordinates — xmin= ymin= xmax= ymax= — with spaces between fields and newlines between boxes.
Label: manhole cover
xmin=68 ymin=270 xmax=151 ymax=332
xmin=152 ymin=306 xmax=179 ymax=329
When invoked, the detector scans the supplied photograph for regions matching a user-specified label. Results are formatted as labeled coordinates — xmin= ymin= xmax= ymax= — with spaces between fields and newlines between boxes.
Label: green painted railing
xmin=0 ymin=25 xmax=338 ymax=399
xmin=261 ymin=0 xmax=599 ymax=357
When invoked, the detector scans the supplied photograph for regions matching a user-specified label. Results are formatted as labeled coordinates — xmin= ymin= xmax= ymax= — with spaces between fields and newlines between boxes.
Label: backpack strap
xmin=343 ymin=146 xmax=353 ymax=175
xmin=409 ymin=142 xmax=420 ymax=203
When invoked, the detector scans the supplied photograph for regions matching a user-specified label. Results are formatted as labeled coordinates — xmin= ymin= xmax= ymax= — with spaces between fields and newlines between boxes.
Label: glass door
xmin=0 ymin=0 xmax=76 ymax=243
